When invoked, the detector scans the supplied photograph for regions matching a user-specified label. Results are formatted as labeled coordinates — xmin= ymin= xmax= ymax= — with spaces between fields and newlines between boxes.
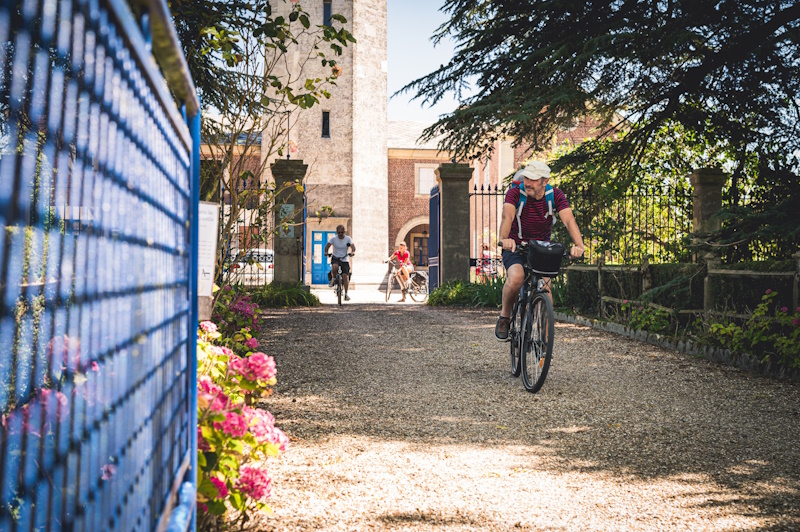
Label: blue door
xmin=311 ymin=231 xmax=337 ymax=284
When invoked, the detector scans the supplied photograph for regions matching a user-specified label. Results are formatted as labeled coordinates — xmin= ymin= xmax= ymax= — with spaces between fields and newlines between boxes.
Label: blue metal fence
xmin=0 ymin=0 xmax=199 ymax=530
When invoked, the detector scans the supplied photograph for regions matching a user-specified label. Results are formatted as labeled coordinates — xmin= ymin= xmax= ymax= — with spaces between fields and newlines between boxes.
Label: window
xmin=323 ymin=0 xmax=332 ymax=27
xmin=416 ymin=164 xmax=438 ymax=195
xmin=321 ymin=111 xmax=330 ymax=138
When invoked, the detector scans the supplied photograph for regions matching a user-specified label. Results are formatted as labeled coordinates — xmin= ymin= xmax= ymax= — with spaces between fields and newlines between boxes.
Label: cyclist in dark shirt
xmin=495 ymin=161 xmax=585 ymax=341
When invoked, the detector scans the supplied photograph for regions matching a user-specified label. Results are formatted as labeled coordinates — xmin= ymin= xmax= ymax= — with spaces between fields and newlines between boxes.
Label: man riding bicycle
xmin=495 ymin=160 xmax=585 ymax=341
xmin=324 ymin=225 xmax=356 ymax=301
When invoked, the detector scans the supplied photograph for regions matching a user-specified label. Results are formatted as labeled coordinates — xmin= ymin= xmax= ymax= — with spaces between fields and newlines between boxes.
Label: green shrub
xmin=601 ymin=268 xmax=641 ymax=300
xmin=428 ymin=279 xmax=503 ymax=307
xmin=562 ymin=269 xmax=598 ymax=314
xmin=642 ymin=263 xmax=704 ymax=310
xmin=703 ymin=290 xmax=800 ymax=368
xmin=247 ymin=283 xmax=320 ymax=308
xmin=710 ymin=275 xmax=793 ymax=314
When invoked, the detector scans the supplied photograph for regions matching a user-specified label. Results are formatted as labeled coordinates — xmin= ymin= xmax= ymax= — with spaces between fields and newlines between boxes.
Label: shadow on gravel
xmin=261 ymin=304 xmax=800 ymax=528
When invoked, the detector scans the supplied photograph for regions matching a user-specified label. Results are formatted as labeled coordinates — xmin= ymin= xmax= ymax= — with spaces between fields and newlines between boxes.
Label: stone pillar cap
xmin=690 ymin=167 xmax=727 ymax=186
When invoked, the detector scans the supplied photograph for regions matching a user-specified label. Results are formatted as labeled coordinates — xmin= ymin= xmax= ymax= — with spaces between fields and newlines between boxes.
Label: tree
xmin=404 ymin=0 xmax=800 ymax=258
xmin=166 ymin=0 xmax=355 ymax=289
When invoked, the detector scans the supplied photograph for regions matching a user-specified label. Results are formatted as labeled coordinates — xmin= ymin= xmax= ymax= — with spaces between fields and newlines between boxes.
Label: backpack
xmin=512 ymin=181 xmax=556 ymax=240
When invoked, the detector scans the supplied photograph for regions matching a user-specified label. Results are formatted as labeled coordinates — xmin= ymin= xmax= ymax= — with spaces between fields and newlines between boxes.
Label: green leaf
xmin=230 ymin=491 xmax=245 ymax=511
xmin=300 ymin=14 xmax=310 ymax=29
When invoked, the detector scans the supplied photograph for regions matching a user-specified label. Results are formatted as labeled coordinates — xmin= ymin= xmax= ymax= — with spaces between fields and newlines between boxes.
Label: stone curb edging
xmin=554 ymin=312 xmax=800 ymax=383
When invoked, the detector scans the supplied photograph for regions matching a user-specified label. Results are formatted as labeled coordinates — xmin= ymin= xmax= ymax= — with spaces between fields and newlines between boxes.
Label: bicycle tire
xmin=509 ymin=300 xmax=522 ymax=377
xmin=408 ymin=280 xmax=428 ymax=302
xmin=336 ymin=274 xmax=343 ymax=306
xmin=520 ymin=293 xmax=554 ymax=393
xmin=385 ymin=272 xmax=393 ymax=302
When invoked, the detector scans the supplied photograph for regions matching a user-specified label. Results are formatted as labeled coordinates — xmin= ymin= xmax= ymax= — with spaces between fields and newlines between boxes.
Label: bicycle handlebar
xmin=496 ymin=240 xmax=584 ymax=261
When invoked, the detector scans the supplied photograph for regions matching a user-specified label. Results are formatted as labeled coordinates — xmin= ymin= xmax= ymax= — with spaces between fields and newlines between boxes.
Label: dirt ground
xmin=255 ymin=303 xmax=800 ymax=531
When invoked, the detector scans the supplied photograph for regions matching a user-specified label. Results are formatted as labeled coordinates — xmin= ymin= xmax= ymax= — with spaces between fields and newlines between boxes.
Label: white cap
xmin=512 ymin=160 xmax=551 ymax=183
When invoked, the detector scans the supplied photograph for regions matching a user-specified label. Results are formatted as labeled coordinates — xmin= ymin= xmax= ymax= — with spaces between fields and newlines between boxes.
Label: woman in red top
xmin=391 ymin=242 xmax=413 ymax=302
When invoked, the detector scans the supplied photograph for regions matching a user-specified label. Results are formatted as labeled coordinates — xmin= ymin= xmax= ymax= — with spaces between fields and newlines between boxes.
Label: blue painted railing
xmin=0 ymin=0 xmax=199 ymax=529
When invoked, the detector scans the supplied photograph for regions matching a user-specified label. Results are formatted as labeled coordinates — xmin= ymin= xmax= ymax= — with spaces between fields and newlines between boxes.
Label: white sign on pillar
xmin=198 ymin=202 xmax=220 ymax=297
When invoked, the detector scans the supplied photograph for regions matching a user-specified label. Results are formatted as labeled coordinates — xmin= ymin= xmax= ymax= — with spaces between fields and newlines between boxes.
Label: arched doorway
xmin=394 ymin=216 xmax=429 ymax=269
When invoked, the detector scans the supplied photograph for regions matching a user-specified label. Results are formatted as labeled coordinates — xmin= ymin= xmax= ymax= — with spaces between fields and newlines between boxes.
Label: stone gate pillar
xmin=689 ymin=167 xmax=727 ymax=235
xmin=690 ymin=167 xmax=727 ymax=264
xmin=272 ymin=159 xmax=308 ymax=285
xmin=436 ymin=163 xmax=473 ymax=283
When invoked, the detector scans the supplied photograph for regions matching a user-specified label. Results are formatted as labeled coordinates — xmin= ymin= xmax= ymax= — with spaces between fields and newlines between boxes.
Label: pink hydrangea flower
xmin=198 ymin=377 xmax=229 ymax=413
xmin=215 ymin=411 xmax=248 ymax=437
xmin=244 ymin=337 xmax=259 ymax=350
xmin=242 ymin=406 xmax=277 ymax=444
xmin=228 ymin=354 xmax=249 ymax=378
xmin=210 ymin=477 xmax=228 ymax=500
xmin=219 ymin=346 xmax=236 ymax=357
xmin=264 ymin=426 xmax=290 ymax=452
xmin=766 ymin=289 xmax=773 ymax=294
xmin=237 ymin=466 xmax=272 ymax=501
xmin=200 ymin=321 xmax=218 ymax=333
xmin=794 ymin=318 xmax=800 ymax=327
xmin=780 ymin=306 xmax=788 ymax=313
xmin=246 ymin=352 xmax=277 ymax=382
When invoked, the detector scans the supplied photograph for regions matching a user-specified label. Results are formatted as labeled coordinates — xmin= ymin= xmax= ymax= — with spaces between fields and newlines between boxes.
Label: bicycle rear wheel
xmin=520 ymin=293 xmax=554 ymax=393
xmin=408 ymin=280 xmax=428 ymax=302
xmin=385 ymin=272 xmax=393 ymax=302
xmin=509 ymin=300 xmax=522 ymax=377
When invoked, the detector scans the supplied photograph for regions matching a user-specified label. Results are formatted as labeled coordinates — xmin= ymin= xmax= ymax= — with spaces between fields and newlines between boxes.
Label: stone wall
xmin=351 ymin=0 xmax=389 ymax=283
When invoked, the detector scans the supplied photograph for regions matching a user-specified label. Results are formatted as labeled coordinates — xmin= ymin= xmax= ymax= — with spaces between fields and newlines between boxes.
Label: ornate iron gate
xmin=427 ymin=185 xmax=440 ymax=290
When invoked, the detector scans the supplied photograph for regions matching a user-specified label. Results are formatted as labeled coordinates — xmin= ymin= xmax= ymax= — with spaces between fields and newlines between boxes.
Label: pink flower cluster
xmin=244 ymin=337 xmax=259 ymax=350
xmin=198 ymin=376 xmax=229 ymax=412
xmin=229 ymin=353 xmax=277 ymax=382
xmin=210 ymin=477 xmax=228 ymax=500
xmin=243 ymin=406 xmax=289 ymax=450
xmin=200 ymin=321 xmax=218 ymax=333
xmin=237 ymin=466 xmax=272 ymax=501
xmin=215 ymin=411 xmax=248 ymax=437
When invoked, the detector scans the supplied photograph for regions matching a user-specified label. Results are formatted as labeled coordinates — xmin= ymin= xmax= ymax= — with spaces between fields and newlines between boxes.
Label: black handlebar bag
xmin=526 ymin=240 xmax=565 ymax=277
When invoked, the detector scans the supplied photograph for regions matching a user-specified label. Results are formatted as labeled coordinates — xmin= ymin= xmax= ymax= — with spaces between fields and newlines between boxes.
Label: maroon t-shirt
xmin=504 ymin=186 xmax=570 ymax=244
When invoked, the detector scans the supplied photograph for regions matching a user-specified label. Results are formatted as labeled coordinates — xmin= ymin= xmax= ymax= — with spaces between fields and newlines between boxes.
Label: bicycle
xmin=327 ymin=252 xmax=353 ymax=306
xmin=503 ymin=240 xmax=576 ymax=393
xmin=384 ymin=260 xmax=429 ymax=302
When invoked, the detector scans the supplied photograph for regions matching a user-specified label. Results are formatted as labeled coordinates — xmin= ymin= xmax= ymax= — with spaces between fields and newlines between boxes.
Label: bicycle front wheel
xmin=337 ymin=276 xmax=343 ymax=306
xmin=385 ymin=273 xmax=393 ymax=302
xmin=408 ymin=280 xmax=428 ymax=302
xmin=520 ymin=293 xmax=554 ymax=393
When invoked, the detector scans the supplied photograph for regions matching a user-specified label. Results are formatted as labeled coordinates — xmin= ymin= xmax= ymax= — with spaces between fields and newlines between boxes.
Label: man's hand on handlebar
xmin=497 ymin=239 xmax=516 ymax=252
xmin=569 ymin=245 xmax=584 ymax=259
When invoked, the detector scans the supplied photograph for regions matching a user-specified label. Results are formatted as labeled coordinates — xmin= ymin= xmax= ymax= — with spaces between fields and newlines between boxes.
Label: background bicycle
xmin=384 ymin=260 xmax=429 ymax=302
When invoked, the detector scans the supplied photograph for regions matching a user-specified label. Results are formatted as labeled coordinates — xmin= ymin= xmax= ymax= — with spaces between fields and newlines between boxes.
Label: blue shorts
xmin=501 ymin=249 xmax=524 ymax=270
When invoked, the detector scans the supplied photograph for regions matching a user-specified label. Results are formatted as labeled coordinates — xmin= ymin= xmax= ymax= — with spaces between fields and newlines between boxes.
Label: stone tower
xmin=266 ymin=0 xmax=388 ymax=286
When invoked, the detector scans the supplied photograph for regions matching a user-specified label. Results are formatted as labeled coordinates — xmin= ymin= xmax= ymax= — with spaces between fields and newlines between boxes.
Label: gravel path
xmin=256 ymin=303 xmax=800 ymax=531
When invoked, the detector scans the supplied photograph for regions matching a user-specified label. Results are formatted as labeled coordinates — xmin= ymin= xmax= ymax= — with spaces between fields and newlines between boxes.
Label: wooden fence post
xmin=794 ymin=251 xmax=800 ymax=312
xmin=703 ymin=252 xmax=720 ymax=316
xmin=598 ymin=256 xmax=605 ymax=317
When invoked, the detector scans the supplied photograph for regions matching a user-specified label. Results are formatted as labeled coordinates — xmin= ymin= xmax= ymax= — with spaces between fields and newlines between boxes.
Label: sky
xmin=387 ymin=0 xmax=460 ymax=123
